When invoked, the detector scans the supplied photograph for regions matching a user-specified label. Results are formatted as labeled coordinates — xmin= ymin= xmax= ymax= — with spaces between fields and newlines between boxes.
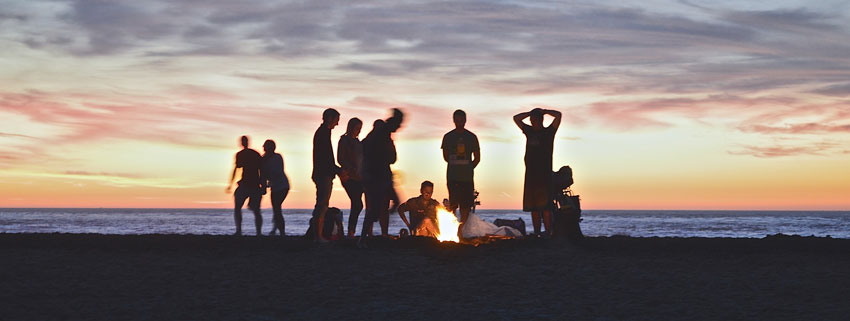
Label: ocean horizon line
xmin=2 ymin=207 xmax=849 ymax=212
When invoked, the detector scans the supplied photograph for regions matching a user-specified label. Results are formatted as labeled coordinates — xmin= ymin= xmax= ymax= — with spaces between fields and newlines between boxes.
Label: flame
xmin=435 ymin=207 xmax=461 ymax=242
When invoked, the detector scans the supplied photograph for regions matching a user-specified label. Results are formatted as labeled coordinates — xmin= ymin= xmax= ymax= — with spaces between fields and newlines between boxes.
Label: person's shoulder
xmin=441 ymin=130 xmax=453 ymax=146
xmin=428 ymin=199 xmax=439 ymax=206
xmin=465 ymin=129 xmax=478 ymax=138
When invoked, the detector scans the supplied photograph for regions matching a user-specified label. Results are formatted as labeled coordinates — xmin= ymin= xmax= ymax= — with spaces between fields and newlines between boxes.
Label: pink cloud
xmin=740 ymin=123 xmax=850 ymax=134
xmin=729 ymin=141 xmax=841 ymax=157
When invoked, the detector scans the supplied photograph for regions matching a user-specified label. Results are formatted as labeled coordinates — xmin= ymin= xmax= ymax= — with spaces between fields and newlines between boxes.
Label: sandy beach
xmin=2 ymin=233 xmax=848 ymax=320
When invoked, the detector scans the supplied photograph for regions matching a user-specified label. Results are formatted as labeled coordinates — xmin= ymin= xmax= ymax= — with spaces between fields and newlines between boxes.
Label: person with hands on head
xmin=514 ymin=108 xmax=562 ymax=237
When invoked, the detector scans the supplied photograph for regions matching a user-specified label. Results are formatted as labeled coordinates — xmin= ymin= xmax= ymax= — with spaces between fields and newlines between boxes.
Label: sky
xmin=1 ymin=0 xmax=849 ymax=210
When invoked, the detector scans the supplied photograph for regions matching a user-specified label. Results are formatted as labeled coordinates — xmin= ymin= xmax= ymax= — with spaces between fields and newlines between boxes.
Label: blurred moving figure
xmin=361 ymin=109 xmax=404 ymax=241
xmin=226 ymin=135 xmax=263 ymax=236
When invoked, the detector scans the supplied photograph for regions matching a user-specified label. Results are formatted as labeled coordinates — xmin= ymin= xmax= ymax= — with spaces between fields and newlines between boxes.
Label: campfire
xmin=434 ymin=207 xmax=460 ymax=242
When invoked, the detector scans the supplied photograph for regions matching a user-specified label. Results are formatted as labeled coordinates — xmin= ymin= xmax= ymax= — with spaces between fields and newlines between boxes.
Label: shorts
xmin=447 ymin=180 xmax=474 ymax=209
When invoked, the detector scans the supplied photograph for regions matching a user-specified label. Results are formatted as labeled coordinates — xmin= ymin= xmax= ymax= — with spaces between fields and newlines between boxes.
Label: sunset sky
xmin=1 ymin=0 xmax=849 ymax=210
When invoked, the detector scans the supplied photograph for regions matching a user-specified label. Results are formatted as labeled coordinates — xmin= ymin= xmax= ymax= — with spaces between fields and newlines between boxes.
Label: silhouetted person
xmin=338 ymin=117 xmax=364 ymax=238
xmin=441 ymin=109 xmax=480 ymax=225
xmin=360 ymin=109 xmax=404 ymax=241
xmin=312 ymin=108 xmax=342 ymax=242
xmin=383 ymin=173 xmax=401 ymax=234
xmin=514 ymin=108 xmax=561 ymax=236
xmin=397 ymin=181 xmax=440 ymax=237
xmin=226 ymin=135 xmax=263 ymax=236
xmin=261 ymin=139 xmax=290 ymax=236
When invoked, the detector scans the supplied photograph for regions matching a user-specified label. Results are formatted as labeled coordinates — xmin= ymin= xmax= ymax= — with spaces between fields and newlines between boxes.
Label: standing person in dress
xmin=514 ymin=108 xmax=561 ymax=236
xmin=311 ymin=108 xmax=342 ymax=242
xmin=338 ymin=118 xmax=364 ymax=238
xmin=261 ymin=139 xmax=290 ymax=236
xmin=441 ymin=109 xmax=480 ymax=225
xmin=226 ymin=135 xmax=263 ymax=236
xmin=360 ymin=109 xmax=404 ymax=241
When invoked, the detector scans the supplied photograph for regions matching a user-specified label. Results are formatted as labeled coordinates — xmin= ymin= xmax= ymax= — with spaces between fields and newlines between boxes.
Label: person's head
xmin=263 ymin=139 xmax=276 ymax=155
xmin=530 ymin=108 xmax=544 ymax=129
xmin=453 ymin=109 xmax=466 ymax=130
xmin=386 ymin=108 xmax=404 ymax=133
xmin=420 ymin=180 xmax=434 ymax=199
xmin=346 ymin=118 xmax=362 ymax=137
xmin=322 ymin=108 xmax=340 ymax=129
xmin=373 ymin=119 xmax=385 ymax=132
xmin=240 ymin=135 xmax=249 ymax=148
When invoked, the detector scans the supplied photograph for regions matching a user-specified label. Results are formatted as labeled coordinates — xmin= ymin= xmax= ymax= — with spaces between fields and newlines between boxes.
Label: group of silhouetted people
xmin=227 ymin=107 xmax=561 ymax=241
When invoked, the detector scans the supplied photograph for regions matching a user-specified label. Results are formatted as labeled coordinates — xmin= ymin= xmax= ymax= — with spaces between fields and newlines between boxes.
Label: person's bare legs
xmin=460 ymin=207 xmax=470 ymax=223
xmin=542 ymin=210 xmax=552 ymax=237
xmin=531 ymin=211 xmax=542 ymax=235
xmin=233 ymin=209 xmax=243 ymax=236
xmin=379 ymin=210 xmax=389 ymax=236
xmin=253 ymin=210 xmax=262 ymax=236
xmin=233 ymin=187 xmax=250 ymax=236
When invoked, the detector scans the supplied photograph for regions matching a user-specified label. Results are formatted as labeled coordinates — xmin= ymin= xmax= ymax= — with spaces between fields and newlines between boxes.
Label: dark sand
xmin=2 ymin=233 xmax=849 ymax=320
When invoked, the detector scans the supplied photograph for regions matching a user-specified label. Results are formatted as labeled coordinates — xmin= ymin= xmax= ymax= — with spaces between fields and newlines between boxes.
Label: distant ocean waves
xmin=1 ymin=208 xmax=849 ymax=238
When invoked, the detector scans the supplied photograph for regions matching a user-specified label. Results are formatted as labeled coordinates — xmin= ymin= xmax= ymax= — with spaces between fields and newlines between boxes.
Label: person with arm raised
xmin=514 ymin=108 xmax=561 ymax=237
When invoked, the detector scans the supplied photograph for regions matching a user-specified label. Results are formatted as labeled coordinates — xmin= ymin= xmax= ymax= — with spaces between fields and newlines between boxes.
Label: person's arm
xmin=441 ymin=135 xmax=450 ymax=163
xmin=513 ymin=111 xmax=531 ymax=129
xmin=337 ymin=138 xmax=350 ymax=180
xmin=226 ymin=165 xmax=237 ymax=193
xmin=388 ymin=138 xmax=397 ymax=165
xmin=397 ymin=203 xmax=411 ymax=229
xmin=226 ymin=155 xmax=238 ymax=193
xmin=471 ymin=135 xmax=481 ymax=168
xmin=545 ymin=109 xmax=562 ymax=132
xmin=259 ymin=159 xmax=267 ymax=191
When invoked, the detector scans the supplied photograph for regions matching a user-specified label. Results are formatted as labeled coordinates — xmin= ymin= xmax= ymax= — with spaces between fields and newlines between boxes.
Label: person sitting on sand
xmin=397 ymin=181 xmax=440 ymax=238
xmin=226 ymin=135 xmax=263 ymax=236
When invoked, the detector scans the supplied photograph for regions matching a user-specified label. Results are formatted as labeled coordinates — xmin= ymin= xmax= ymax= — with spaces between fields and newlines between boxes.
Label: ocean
xmin=2 ymin=208 xmax=849 ymax=238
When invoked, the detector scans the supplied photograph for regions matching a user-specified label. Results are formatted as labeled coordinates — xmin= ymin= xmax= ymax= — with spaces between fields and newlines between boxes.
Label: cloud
xmin=0 ymin=89 xmax=321 ymax=150
xmin=0 ymin=132 xmax=35 ymax=138
xmin=729 ymin=141 xmax=841 ymax=158
xmin=740 ymin=123 xmax=850 ymax=135
xmin=62 ymin=170 xmax=143 ymax=180
xmin=810 ymin=83 xmax=850 ymax=97
xmin=338 ymin=60 xmax=436 ymax=76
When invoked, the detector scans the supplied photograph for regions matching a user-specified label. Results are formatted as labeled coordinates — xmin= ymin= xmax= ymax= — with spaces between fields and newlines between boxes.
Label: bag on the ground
xmin=553 ymin=194 xmax=583 ymax=241
xmin=305 ymin=207 xmax=345 ymax=240
xmin=552 ymin=165 xmax=583 ymax=241
xmin=494 ymin=218 xmax=527 ymax=236
xmin=553 ymin=166 xmax=574 ymax=190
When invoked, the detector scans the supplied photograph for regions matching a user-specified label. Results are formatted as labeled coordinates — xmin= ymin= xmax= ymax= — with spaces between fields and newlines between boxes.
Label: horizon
xmin=2 ymin=0 xmax=849 ymax=210
xmin=4 ymin=207 xmax=850 ymax=213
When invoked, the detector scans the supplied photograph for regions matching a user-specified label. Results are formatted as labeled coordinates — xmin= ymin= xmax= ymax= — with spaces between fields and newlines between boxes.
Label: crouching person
xmin=398 ymin=181 xmax=440 ymax=238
